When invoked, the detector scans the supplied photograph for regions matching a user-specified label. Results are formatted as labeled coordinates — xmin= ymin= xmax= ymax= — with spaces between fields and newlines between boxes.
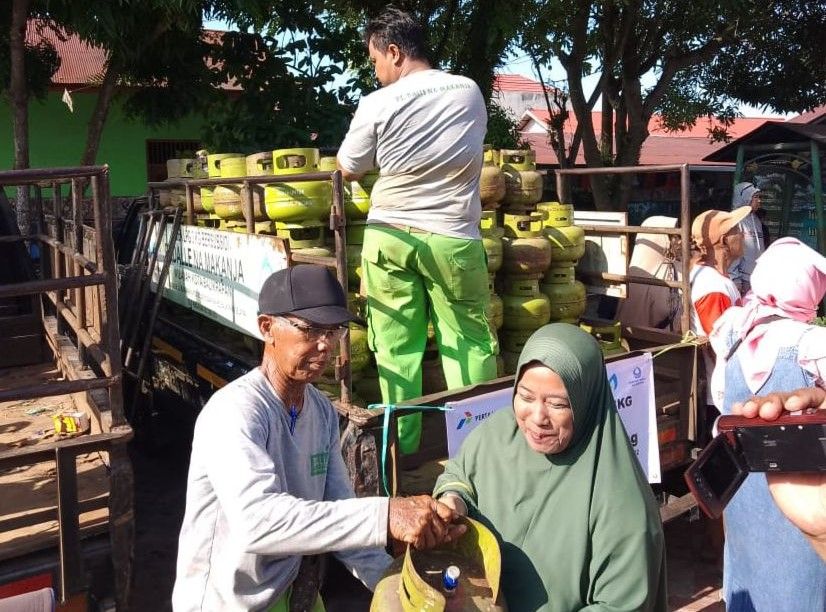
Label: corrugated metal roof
xmin=704 ymin=122 xmax=826 ymax=162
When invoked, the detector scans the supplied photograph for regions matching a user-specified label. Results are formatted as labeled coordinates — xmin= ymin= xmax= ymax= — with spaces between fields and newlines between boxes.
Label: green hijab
xmin=434 ymin=323 xmax=667 ymax=612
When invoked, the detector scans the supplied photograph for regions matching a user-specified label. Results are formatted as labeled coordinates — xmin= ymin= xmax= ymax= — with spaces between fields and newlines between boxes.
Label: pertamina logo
xmin=456 ymin=411 xmax=474 ymax=430
xmin=455 ymin=410 xmax=496 ymax=431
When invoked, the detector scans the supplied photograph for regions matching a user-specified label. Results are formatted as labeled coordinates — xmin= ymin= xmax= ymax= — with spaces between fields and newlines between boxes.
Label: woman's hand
xmin=733 ymin=388 xmax=826 ymax=560
xmin=437 ymin=493 xmax=468 ymax=518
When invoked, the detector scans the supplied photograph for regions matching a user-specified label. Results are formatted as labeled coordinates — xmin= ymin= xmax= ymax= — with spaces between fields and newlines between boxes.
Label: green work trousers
xmin=361 ymin=224 xmax=498 ymax=453
xmin=267 ymin=587 xmax=324 ymax=612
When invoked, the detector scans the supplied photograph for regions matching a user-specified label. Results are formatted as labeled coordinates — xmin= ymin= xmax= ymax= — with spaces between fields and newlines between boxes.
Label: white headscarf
xmin=732 ymin=182 xmax=760 ymax=209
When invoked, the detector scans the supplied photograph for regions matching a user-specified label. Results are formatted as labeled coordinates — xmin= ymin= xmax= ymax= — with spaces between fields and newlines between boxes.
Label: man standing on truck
xmin=172 ymin=265 xmax=465 ymax=611
xmin=336 ymin=7 xmax=497 ymax=454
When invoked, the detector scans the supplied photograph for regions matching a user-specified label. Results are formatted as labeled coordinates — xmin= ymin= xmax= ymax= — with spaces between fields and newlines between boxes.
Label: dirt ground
xmin=129 ymin=436 xmax=723 ymax=611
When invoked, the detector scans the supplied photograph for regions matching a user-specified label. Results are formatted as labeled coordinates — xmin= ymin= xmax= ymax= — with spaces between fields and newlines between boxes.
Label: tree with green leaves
xmin=520 ymin=0 xmax=754 ymax=208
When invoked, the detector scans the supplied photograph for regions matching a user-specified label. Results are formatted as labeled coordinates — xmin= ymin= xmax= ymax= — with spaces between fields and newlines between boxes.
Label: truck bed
xmin=0 ymin=363 xmax=110 ymax=562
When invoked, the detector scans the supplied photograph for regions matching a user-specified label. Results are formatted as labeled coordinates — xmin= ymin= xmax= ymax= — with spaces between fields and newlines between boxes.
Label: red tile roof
xmin=26 ymin=21 xmax=107 ymax=86
xmin=520 ymin=109 xmax=779 ymax=166
xmin=25 ymin=20 xmax=235 ymax=89
xmin=521 ymin=131 xmax=732 ymax=166
xmin=787 ymin=106 xmax=826 ymax=125
xmin=522 ymin=109 xmax=769 ymax=140
xmin=493 ymin=73 xmax=551 ymax=94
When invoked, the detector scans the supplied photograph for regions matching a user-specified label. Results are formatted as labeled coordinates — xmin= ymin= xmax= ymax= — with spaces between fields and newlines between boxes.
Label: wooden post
xmin=679 ymin=165 xmax=692 ymax=335
xmin=71 ymin=179 xmax=87 ymax=363
xmin=185 ymin=182 xmax=195 ymax=225
xmin=243 ymin=180 xmax=254 ymax=233
xmin=55 ymin=448 xmax=85 ymax=602
xmin=52 ymin=182 xmax=66 ymax=335
xmin=92 ymin=170 xmax=135 ymax=612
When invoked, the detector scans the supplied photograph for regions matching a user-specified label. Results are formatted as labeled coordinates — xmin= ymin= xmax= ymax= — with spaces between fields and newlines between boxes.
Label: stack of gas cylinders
xmin=479 ymin=148 xmax=587 ymax=374
xmin=161 ymin=144 xmax=592 ymax=393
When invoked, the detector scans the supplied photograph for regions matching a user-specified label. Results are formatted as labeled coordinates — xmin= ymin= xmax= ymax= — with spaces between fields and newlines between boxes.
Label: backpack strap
xmin=724 ymin=314 xmax=785 ymax=361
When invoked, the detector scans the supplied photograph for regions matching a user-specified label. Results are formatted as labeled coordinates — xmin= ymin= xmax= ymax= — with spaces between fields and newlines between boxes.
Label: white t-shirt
xmin=689 ymin=264 xmax=741 ymax=406
xmin=172 ymin=369 xmax=390 ymax=611
xmin=337 ymin=69 xmax=486 ymax=239
xmin=728 ymin=211 xmax=765 ymax=290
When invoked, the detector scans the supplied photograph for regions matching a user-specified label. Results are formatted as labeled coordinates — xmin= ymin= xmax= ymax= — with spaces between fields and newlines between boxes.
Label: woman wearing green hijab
xmin=433 ymin=323 xmax=667 ymax=611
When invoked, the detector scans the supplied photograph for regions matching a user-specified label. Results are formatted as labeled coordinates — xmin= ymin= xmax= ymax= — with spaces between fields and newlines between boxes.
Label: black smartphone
xmin=685 ymin=409 xmax=826 ymax=519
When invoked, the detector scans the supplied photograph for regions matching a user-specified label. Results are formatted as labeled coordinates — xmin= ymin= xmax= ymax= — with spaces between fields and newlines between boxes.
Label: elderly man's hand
xmin=733 ymin=387 xmax=826 ymax=561
xmin=388 ymin=495 xmax=467 ymax=550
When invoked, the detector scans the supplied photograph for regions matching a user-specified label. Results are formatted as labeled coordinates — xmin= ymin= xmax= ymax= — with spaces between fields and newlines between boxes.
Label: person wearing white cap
xmin=728 ymin=181 xmax=766 ymax=293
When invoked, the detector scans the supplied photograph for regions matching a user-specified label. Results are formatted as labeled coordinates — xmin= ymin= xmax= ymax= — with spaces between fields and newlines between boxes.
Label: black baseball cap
xmin=258 ymin=264 xmax=365 ymax=326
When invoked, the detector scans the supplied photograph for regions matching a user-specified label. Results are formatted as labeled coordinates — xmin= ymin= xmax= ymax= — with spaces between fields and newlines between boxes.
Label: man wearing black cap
xmin=173 ymin=265 xmax=464 ymax=611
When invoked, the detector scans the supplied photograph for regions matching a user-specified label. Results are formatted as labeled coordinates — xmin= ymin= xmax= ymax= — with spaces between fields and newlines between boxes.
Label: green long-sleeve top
xmin=434 ymin=323 xmax=667 ymax=612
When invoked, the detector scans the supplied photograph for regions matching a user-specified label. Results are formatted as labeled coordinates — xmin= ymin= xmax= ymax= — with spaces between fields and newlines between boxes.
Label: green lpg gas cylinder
xmin=538 ymin=201 xmax=585 ymax=263
xmin=486 ymin=275 xmax=503 ymax=331
xmin=500 ymin=327 xmax=535 ymax=354
xmin=354 ymin=362 xmax=382 ymax=405
xmin=190 ymin=151 xmax=209 ymax=213
xmin=500 ymin=149 xmax=543 ymax=208
xmin=349 ymin=170 xmax=378 ymax=219
xmin=265 ymin=148 xmax=331 ymax=223
xmin=540 ymin=267 xmax=586 ymax=322
xmin=480 ymin=145 xmax=506 ymax=209
xmin=580 ymin=320 xmax=629 ymax=358
xmin=201 ymin=153 xmax=243 ymax=214
xmin=158 ymin=159 xmax=179 ymax=207
xmin=274 ymin=220 xmax=325 ymax=249
xmin=348 ymin=220 xmax=368 ymax=245
xmin=480 ymin=211 xmax=504 ymax=273
xmin=536 ymin=201 xmax=574 ymax=227
xmin=348 ymin=292 xmax=367 ymax=321
xmin=544 ymin=224 xmax=586 ymax=263
xmin=318 ymin=156 xmax=337 ymax=172
xmin=213 ymin=156 xmax=247 ymax=220
xmin=501 ymin=213 xmax=552 ymax=276
xmin=372 ymin=517 xmax=506 ymax=611
xmin=318 ymin=155 xmax=375 ymax=219
xmin=168 ymin=158 xmax=193 ymax=208
xmin=501 ymin=349 xmax=521 ymax=375
xmin=346 ymin=244 xmax=363 ymax=286
xmin=243 ymin=152 xmax=272 ymax=222
xmin=501 ymin=277 xmax=551 ymax=331
xmin=496 ymin=353 xmax=506 ymax=377
xmin=346 ymin=220 xmax=368 ymax=286
xmin=323 ymin=323 xmax=370 ymax=378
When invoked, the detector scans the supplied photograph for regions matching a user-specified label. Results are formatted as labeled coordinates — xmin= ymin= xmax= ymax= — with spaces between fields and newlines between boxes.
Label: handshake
xmin=387 ymin=495 xmax=467 ymax=550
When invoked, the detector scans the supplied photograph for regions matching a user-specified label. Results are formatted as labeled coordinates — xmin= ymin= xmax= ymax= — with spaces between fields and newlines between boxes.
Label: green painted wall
xmin=0 ymin=90 xmax=204 ymax=196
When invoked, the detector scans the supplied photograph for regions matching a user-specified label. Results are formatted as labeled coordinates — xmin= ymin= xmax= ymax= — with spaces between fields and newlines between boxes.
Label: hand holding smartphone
xmin=685 ymin=407 xmax=826 ymax=519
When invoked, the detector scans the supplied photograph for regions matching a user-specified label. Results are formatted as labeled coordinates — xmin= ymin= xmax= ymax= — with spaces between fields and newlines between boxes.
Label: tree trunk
xmin=600 ymin=96 xmax=613 ymax=162
xmin=80 ymin=59 xmax=120 ymax=166
xmin=10 ymin=0 xmax=32 ymax=234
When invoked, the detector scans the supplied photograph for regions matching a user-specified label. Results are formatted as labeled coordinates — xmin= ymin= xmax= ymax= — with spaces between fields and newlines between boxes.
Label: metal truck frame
xmin=0 ymin=166 xmax=133 ymax=609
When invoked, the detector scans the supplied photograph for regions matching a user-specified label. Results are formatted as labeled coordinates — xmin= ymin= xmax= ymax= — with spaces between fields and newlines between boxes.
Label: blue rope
xmin=368 ymin=403 xmax=453 ymax=496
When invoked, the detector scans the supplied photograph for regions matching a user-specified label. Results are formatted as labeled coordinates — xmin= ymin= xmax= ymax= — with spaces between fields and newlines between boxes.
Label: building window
xmin=146 ymin=139 xmax=202 ymax=182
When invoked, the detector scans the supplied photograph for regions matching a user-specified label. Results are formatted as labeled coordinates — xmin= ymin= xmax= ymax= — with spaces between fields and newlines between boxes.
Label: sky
xmin=203 ymin=18 xmax=791 ymax=120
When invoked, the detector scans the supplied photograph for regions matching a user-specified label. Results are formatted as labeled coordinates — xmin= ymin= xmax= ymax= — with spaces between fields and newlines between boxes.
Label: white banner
xmin=445 ymin=388 xmax=512 ymax=458
xmin=606 ymin=353 xmax=660 ymax=482
xmin=443 ymin=353 xmax=660 ymax=482
xmin=150 ymin=224 xmax=289 ymax=338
